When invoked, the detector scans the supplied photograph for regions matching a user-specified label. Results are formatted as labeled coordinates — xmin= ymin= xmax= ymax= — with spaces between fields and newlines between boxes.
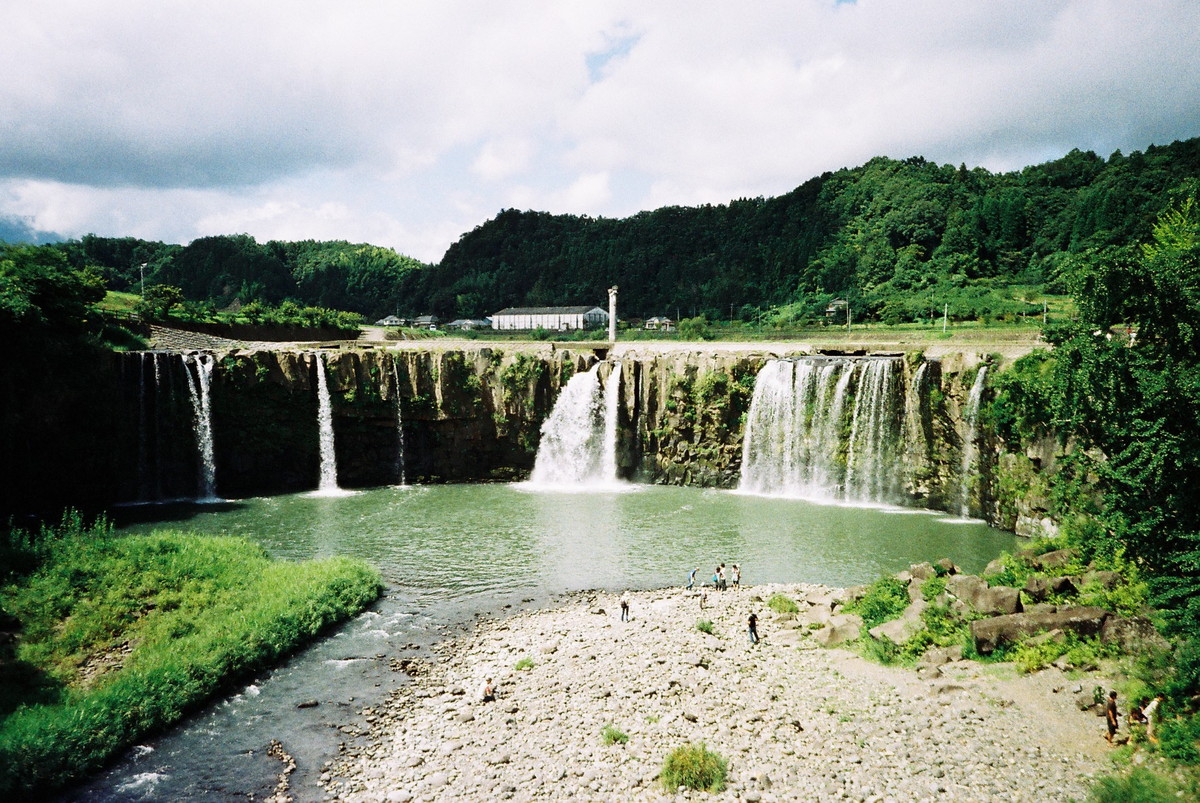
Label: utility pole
xmin=846 ymin=304 xmax=851 ymax=336
xmin=139 ymin=262 xmax=147 ymax=297
xmin=942 ymin=303 xmax=948 ymax=334
xmin=1042 ymin=300 xmax=1047 ymax=328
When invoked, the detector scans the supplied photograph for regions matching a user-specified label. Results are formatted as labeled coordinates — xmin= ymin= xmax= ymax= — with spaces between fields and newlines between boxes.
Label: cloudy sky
xmin=2 ymin=1 xmax=1198 ymax=262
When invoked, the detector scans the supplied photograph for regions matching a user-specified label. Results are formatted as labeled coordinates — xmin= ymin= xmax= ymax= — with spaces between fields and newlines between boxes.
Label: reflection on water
xmin=115 ymin=483 xmax=1015 ymax=595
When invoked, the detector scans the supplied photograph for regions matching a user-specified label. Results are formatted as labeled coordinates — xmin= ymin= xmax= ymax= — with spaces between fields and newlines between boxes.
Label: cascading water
xmin=182 ymin=352 xmax=218 ymax=501
xmin=313 ymin=353 xmax=345 ymax=495
xmin=599 ymin=361 xmax=622 ymax=481
xmin=527 ymin=362 xmax=624 ymax=490
xmin=844 ymin=358 xmax=902 ymax=502
xmin=739 ymin=356 xmax=903 ymax=505
xmin=958 ymin=365 xmax=988 ymax=517
xmin=740 ymin=358 xmax=851 ymax=499
xmin=391 ymin=357 xmax=407 ymax=486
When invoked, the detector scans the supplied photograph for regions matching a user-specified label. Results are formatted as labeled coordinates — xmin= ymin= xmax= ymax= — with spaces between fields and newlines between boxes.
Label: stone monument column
xmin=608 ymin=286 xmax=618 ymax=343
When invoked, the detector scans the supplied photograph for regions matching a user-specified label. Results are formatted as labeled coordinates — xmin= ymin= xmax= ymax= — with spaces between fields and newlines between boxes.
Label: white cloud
xmin=1 ymin=1 xmax=1197 ymax=260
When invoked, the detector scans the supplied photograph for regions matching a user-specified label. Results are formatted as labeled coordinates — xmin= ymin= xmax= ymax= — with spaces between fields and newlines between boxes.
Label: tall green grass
xmin=0 ymin=523 xmax=381 ymax=796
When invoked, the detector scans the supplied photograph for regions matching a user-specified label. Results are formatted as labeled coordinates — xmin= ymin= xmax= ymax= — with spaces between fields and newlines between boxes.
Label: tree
xmin=135 ymin=284 xmax=185 ymax=320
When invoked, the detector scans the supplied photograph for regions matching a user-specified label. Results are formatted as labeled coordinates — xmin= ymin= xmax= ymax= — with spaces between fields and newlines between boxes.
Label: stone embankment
xmin=324 ymin=582 xmax=1110 ymax=802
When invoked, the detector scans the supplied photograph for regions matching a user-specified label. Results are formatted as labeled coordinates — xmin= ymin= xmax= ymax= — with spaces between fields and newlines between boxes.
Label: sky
xmin=2 ymin=0 xmax=1198 ymax=263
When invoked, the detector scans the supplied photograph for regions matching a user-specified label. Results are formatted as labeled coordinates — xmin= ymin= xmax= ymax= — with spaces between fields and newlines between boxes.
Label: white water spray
xmin=739 ymin=357 xmax=902 ymax=505
xmin=958 ymin=364 xmax=988 ymax=517
xmin=182 ymin=352 xmax=218 ymax=501
xmin=527 ymin=362 xmax=625 ymax=490
xmin=313 ymin=353 xmax=345 ymax=494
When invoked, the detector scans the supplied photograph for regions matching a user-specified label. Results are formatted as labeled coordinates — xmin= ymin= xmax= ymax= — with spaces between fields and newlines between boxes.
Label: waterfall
xmin=600 ymin=361 xmax=621 ymax=481
xmin=844 ymin=358 xmax=902 ymax=502
xmin=739 ymin=356 xmax=903 ymax=505
xmin=182 ymin=353 xmax=218 ymax=501
xmin=527 ymin=362 xmax=624 ymax=490
xmin=958 ymin=365 xmax=988 ymax=517
xmin=313 ymin=353 xmax=345 ymax=495
xmin=391 ymin=357 xmax=407 ymax=486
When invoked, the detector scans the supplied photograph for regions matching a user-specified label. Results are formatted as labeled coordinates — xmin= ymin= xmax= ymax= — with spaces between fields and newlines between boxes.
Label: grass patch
xmin=660 ymin=742 xmax=727 ymax=793
xmin=1088 ymin=767 xmax=1192 ymax=802
xmin=601 ymin=724 xmax=629 ymax=745
xmin=514 ymin=657 xmax=535 ymax=671
xmin=0 ymin=517 xmax=381 ymax=797
xmin=767 ymin=593 xmax=799 ymax=614
xmin=696 ymin=619 xmax=716 ymax=635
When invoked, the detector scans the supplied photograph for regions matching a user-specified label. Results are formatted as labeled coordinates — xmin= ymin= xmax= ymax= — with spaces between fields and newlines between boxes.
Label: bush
xmin=514 ymin=657 xmax=534 ymax=671
xmin=660 ymin=742 xmax=727 ymax=793
xmin=601 ymin=724 xmax=629 ymax=745
xmin=696 ymin=620 xmax=716 ymax=635
xmin=1158 ymin=713 xmax=1200 ymax=764
xmin=1088 ymin=768 xmax=1181 ymax=802
xmin=767 ymin=593 xmax=799 ymax=614
xmin=844 ymin=577 xmax=909 ymax=630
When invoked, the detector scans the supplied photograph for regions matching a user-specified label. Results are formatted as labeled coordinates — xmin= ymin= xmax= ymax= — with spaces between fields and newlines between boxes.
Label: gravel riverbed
xmin=323 ymin=583 xmax=1111 ymax=802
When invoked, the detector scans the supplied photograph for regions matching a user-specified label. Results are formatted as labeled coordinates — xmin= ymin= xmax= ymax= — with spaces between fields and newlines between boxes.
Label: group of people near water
xmin=687 ymin=562 xmax=741 ymax=591
xmin=1105 ymin=689 xmax=1165 ymax=745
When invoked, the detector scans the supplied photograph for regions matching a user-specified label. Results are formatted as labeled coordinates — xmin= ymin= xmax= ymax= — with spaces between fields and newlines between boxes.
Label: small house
xmin=644 ymin=316 xmax=675 ymax=331
xmin=375 ymin=315 xmax=405 ymax=327
xmin=413 ymin=315 xmax=440 ymax=330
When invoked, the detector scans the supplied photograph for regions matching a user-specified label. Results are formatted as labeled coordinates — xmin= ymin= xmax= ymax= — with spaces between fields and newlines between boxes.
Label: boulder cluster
xmin=800 ymin=549 xmax=1163 ymax=667
xmin=323 ymin=580 xmax=1112 ymax=802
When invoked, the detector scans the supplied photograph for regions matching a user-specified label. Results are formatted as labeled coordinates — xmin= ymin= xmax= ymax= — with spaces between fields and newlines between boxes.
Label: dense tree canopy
xmin=991 ymin=198 xmax=1200 ymax=662
xmin=54 ymin=236 xmax=427 ymax=320
xmin=401 ymin=138 xmax=1200 ymax=321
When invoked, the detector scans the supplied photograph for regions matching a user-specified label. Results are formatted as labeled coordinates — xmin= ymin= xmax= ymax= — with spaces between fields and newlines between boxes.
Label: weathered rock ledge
xmin=324 ymin=583 xmax=1111 ymax=802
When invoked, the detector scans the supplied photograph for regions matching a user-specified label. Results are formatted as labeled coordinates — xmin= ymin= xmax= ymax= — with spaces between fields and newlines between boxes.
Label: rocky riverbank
xmin=323 ymin=582 xmax=1112 ymax=802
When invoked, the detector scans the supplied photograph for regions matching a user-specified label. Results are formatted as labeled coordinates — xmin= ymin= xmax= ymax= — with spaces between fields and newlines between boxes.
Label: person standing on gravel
xmin=1105 ymin=690 xmax=1119 ymax=744
xmin=482 ymin=678 xmax=496 ymax=703
xmin=731 ymin=564 xmax=741 ymax=588
xmin=748 ymin=612 xmax=759 ymax=645
xmin=688 ymin=567 xmax=699 ymax=590
xmin=620 ymin=592 xmax=630 ymax=622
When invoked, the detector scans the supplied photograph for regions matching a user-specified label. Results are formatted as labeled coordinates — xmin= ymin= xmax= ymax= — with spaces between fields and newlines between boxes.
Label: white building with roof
xmin=490 ymin=306 xmax=609 ymax=331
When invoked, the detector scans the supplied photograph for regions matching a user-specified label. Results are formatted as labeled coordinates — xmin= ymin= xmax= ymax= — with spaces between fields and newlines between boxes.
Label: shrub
xmin=601 ymin=724 xmax=629 ymax=745
xmin=767 ymin=593 xmax=799 ymax=614
xmin=696 ymin=620 xmax=716 ymax=635
xmin=1087 ymin=768 xmax=1181 ymax=802
xmin=844 ymin=577 xmax=909 ymax=630
xmin=514 ymin=657 xmax=535 ymax=671
xmin=660 ymin=742 xmax=727 ymax=793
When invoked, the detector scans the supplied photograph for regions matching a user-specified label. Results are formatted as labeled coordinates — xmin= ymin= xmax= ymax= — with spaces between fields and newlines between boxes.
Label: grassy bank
xmin=0 ymin=514 xmax=382 ymax=797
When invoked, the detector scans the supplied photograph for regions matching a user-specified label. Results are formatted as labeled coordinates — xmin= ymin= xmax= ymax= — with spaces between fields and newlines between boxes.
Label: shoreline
xmin=324 ymin=582 xmax=1111 ymax=802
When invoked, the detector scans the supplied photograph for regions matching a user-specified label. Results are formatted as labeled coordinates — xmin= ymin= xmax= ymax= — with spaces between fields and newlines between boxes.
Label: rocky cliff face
xmin=4 ymin=344 xmax=1056 ymax=536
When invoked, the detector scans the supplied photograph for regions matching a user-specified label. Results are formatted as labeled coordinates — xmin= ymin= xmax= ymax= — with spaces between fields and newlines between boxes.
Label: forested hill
xmin=54 ymin=236 xmax=429 ymax=320
xmin=403 ymin=137 xmax=1200 ymax=322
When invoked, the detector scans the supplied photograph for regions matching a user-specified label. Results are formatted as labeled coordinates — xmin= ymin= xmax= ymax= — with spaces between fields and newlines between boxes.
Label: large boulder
xmin=1100 ymin=615 xmax=1170 ymax=652
xmin=909 ymin=562 xmax=937 ymax=582
xmin=1032 ymin=548 xmax=1079 ymax=571
xmin=813 ymin=613 xmax=863 ymax=647
xmin=1023 ymin=575 xmax=1078 ymax=602
xmin=946 ymin=575 xmax=1022 ymax=615
xmin=970 ymin=606 xmax=1110 ymax=654
xmin=868 ymin=599 xmax=927 ymax=646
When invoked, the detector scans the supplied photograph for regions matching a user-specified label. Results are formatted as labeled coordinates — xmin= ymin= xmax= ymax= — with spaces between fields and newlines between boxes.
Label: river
xmin=64 ymin=483 xmax=1014 ymax=801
